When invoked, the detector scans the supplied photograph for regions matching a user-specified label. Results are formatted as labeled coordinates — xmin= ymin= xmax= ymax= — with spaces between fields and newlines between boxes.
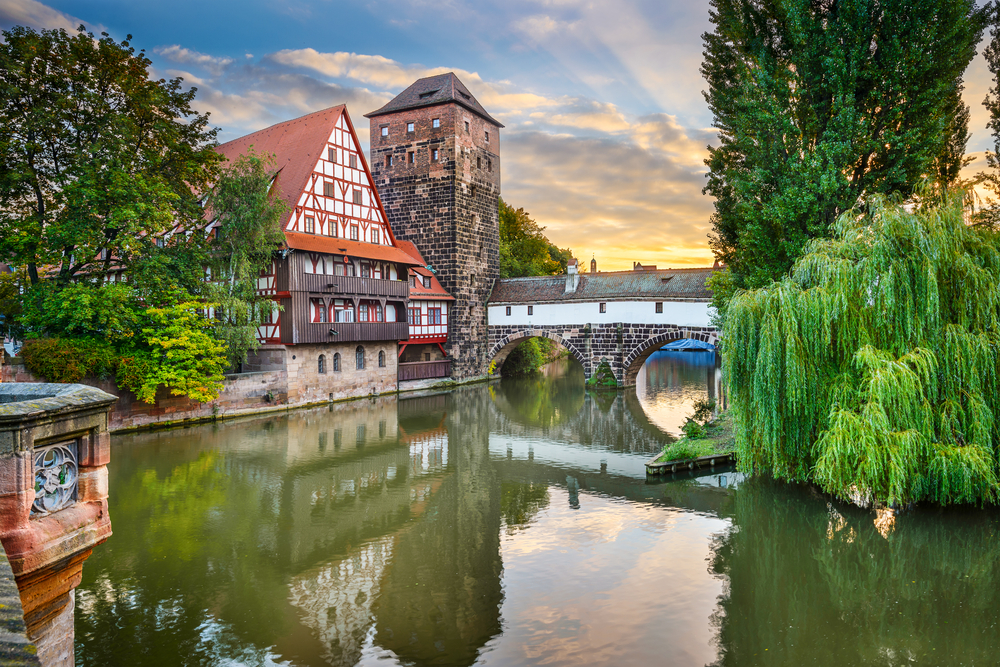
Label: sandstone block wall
xmin=371 ymin=103 xmax=500 ymax=380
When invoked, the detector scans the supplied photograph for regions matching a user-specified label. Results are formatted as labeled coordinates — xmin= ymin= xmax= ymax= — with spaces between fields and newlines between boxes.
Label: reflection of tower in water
xmin=374 ymin=387 xmax=504 ymax=666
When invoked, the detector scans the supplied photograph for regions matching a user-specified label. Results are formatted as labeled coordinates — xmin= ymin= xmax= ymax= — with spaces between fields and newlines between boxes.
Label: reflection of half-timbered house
xmin=215 ymin=105 xmax=422 ymax=402
xmin=396 ymin=241 xmax=454 ymax=380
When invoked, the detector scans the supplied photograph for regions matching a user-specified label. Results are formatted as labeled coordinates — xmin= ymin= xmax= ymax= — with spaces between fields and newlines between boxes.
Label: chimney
xmin=566 ymin=258 xmax=579 ymax=293
xmin=591 ymin=256 xmax=597 ymax=274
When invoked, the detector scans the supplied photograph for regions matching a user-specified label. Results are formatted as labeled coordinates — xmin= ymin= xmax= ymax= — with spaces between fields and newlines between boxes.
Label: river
xmin=75 ymin=351 xmax=1000 ymax=666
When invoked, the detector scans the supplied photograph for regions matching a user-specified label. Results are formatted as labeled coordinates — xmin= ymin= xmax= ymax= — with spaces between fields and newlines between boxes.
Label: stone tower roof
xmin=364 ymin=72 xmax=504 ymax=127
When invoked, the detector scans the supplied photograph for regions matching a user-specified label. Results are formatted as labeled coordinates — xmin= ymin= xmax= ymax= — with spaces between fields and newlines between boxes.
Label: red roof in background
xmin=284 ymin=232 xmax=422 ymax=266
xmin=396 ymin=240 xmax=454 ymax=300
xmin=215 ymin=105 xmax=346 ymax=223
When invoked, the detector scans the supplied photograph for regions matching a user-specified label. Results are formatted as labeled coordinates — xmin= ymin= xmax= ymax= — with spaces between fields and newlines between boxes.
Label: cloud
xmin=502 ymin=129 xmax=716 ymax=269
xmin=0 ymin=0 xmax=100 ymax=33
xmin=155 ymin=45 xmax=235 ymax=75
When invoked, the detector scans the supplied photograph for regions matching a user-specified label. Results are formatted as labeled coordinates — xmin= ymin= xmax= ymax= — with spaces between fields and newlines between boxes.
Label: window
xmin=409 ymin=275 xmax=415 ymax=288
xmin=156 ymin=237 xmax=164 ymax=248
xmin=485 ymin=130 xmax=489 ymax=142
xmin=408 ymin=307 xmax=420 ymax=325
xmin=408 ymin=152 xmax=414 ymax=164
xmin=353 ymin=189 xmax=362 ymax=205
xmin=349 ymin=154 xmax=357 ymax=169
xmin=425 ymin=353 xmax=431 ymax=361
xmin=356 ymin=346 xmax=365 ymax=370
xmin=333 ymin=353 xmax=341 ymax=372
xmin=464 ymin=121 xmax=469 ymax=133
xmin=328 ymin=147 xmax=337 ymax=163
xmin=334 ymin=262 xmax=345 ymax=276
xmin=318 ymin=355 xmax=326 ymax=374
xmin=505 ymin=306 xmax=511 ymax=316
xmin=305 ymin=216 xmax=315 ymax=234
xmin=428 ymin=308 xmax=442 ymax=325
xmin=385 ymin=155 xmax=392 ymax=167
xmin=432 ymin=118 xmax=440 ymax=128
xmin=599 ymin=302 xmax=607 ymax=313
xmin=431 ymin=148 xmax=439 ymax=162
xmin=407 ymin=122 xmax=414 ymax=132
xmin=311 ymin=298 xmax=328 ymax=323
xmin=335 ymin=302 xmax=355 ymax=322
xmin=361 ymin=264 xmax=371 ymax=278
xmin=381 ymin=126 xmax=388 ymax=136
xmin=351 ymin=225 xmax=359 ymax=240
xmin=322 ymin=181 xmax=333 ymax=197
xmin=346 ymin=261 xmax=356 ymax=277
xmin=378 ymin=351 xmax=385 ymax=367
xmin=488 ymin=159 xmax=492 ymax=172
xmin=477 ymin=156 xmax=481 ymax=169
xmin=423 ymin=275 xmax=431 ymax=288
xmin=655 ymin=302 xmax=663 ymax=314
xmin=528 ymin=306 xmax=533 ymax=316
xmin=371 ymin=228 xmax=380 ymax=244
xmin=328 ymin=219 xmax=338 ymax=237
xmin=375 ymin=304 xmax=383 ymax=322
xmin=359 ymin=303 xmax=369 ymax=322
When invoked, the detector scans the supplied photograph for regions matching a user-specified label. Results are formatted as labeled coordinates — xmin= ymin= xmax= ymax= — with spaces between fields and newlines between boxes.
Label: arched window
xmin=378 ymin=350 xmax=385 ymax=367
xmin=356 ymin=346 xmax=365 ymax=370
xmin=318 ymin=354 xmax=326 ymax=374
xmin=333 ymin=353 xmax=341 ymax=372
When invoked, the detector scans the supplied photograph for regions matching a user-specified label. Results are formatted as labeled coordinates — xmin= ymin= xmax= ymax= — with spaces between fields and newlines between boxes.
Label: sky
xmin=1 ymin=0 xmax=996 ymax=271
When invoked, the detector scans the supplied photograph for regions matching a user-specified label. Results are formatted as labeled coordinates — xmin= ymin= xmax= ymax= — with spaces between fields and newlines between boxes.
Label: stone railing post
xmin=0 ymin=384 xmax=116 ymax=667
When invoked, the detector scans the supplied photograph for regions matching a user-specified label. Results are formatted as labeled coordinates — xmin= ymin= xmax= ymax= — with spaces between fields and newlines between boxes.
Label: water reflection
xmin=73 ymin=353 xmax=1000 ymax=667
xmin=637 ymin=349 xmax=723 ymax=434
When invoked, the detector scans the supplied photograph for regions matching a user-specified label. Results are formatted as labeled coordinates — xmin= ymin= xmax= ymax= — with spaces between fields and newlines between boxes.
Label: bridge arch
xmin=488 ymin=329 xmax=588 ymax=375
xmin=621 ymin=329 xmax=719 ymax=386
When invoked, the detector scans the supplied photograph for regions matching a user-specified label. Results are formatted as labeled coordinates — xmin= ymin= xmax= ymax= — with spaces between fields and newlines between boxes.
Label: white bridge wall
xmin=488 ymin=300 xmax=713 ymax=328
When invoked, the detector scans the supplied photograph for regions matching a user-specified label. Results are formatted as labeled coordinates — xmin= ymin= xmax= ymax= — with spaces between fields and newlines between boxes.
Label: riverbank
xmin=646 ymin=412 xmax=734 ymax=474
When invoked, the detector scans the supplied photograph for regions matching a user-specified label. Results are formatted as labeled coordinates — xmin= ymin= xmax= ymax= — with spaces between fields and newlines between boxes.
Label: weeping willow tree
xmin=724 ymin=192 xmax=1000 ymax=506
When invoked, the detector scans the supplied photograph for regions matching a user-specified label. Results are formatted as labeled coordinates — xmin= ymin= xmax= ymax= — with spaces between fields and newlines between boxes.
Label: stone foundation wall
xmin=1 ymin=341 xmax=400 ymax=432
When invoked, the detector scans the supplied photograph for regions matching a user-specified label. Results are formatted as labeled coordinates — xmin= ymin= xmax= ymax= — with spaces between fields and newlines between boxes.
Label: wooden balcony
xmin=298 ymin=273 xmax=409 ymax=298
xmin=299 ymin=321 xmax=410 ymax=344
xmin=398 ymin=359 xmax=452 ymax=381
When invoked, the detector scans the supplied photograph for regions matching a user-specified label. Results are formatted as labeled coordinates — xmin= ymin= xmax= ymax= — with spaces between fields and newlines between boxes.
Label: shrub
xmin=21 ymin=337 xmax=119 ymax=383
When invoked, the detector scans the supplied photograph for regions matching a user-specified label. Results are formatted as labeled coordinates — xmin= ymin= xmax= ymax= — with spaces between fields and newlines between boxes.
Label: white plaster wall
xmin=488 ymin=300 xmax=713 ymax=327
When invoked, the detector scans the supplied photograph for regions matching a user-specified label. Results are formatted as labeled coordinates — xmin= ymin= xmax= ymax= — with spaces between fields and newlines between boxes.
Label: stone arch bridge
xmin=486 ymin=266 xmax=719 ymax=386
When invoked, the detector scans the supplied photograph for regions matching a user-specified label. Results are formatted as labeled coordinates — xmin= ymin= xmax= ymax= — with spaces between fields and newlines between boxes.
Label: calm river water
xmin=76 ymin=352 xmax=1000 ymax=666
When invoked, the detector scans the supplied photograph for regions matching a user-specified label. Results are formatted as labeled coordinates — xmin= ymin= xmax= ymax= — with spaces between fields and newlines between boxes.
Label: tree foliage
xmin=0 ymin=25 xmax=221 ymax=286
xmin=977 ymin=6 xmax=1000 ymax=225
xmin=702 ymin=0 xmax=987 ymax=291
xmin=499 ymin=198 xmax=572 ymax=279
xmin=204 ymin=149 xmax=287 ymax=368
xmin=724 ymin=193 xmax=1000 ymax=506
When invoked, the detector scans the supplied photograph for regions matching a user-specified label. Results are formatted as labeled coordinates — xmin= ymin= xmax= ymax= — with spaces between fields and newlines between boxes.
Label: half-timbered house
xmin=395 ymin=241 xmax=454 ymax=381
xmin=215 ymin=105 xmax=422 ymax=402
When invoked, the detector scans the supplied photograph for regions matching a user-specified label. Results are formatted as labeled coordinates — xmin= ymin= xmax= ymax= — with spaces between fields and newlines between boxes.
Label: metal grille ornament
xmin=32 ymin=441 xmax=78 ymax=516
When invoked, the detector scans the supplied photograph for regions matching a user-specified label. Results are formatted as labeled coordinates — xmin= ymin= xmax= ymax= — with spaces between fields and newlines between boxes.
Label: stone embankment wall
xmin=0 ymin=543 xmax=39 ymax=666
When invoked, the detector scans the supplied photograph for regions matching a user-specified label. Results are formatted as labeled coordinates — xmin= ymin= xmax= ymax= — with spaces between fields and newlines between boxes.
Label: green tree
xmin=0 ymin=25 xmax=221 ymax=286
xmin=204 ymin=149 xmax=288 ymax=369
xmin=702 ymin=0 xmax=987 ymax=293
xmin=724 ymin=193 xmax=1000 ymax=507
xmin=977 ymin=7 xmax=1000 ymax=225
xmin=499 ymin=198 xmax=570 ymax=279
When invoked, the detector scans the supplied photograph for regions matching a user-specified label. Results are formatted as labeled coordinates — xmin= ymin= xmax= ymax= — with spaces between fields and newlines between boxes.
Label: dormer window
xmin=423 ymin=275 xmax=431 ymax=288
xmin=419 ymin=90 xmax=439 ymax=99
xmin=459 ymin=91 xmax=471 ymax=100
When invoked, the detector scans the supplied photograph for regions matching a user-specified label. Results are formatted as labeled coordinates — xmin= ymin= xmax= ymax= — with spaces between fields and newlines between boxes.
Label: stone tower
xmin=366 ymin=73 xmax=502 ymax=379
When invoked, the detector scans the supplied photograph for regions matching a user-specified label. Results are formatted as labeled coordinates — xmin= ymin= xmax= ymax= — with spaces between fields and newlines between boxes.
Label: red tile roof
xmin=215 ymin=106 xmax=346 ymax=224
xmin=283 ymin=232 xmax=422 ymax=266
xmin=396 ymin=240 xmax=454 ymax=300
xmin=489 ymin=268 xmax=715 ymax=304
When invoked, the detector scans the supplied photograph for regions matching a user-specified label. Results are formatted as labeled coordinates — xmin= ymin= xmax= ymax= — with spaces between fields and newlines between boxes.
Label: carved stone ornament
xmin=32 ymin=440 xmax=78 ymax=516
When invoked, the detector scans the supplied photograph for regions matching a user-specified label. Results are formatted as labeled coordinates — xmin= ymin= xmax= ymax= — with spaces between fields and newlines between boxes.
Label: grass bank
xmin=654 ymin=412 xmax=734 ymax=464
